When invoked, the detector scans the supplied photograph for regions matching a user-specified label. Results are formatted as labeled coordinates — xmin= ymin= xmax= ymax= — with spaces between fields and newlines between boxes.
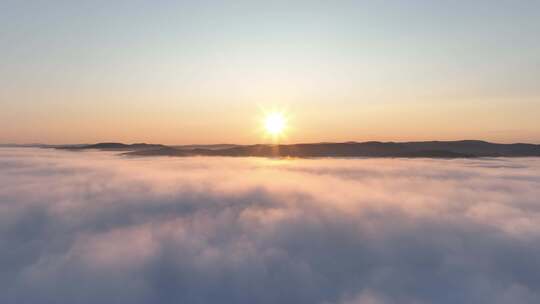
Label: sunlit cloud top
xmin=1 ymin=148 xmax=540 ymax=303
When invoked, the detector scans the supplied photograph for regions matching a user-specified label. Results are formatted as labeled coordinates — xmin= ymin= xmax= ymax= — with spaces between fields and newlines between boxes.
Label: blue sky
xmin=1 ymin=0 xmax=539 ymax=144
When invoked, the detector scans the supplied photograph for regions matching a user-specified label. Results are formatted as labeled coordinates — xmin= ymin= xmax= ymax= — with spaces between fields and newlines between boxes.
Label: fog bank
xmin=1 ymin=148 xmax=540 ymax=304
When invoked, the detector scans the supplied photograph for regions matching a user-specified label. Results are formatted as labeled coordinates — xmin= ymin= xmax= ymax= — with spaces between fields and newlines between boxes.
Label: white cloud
xmin=1 ymin=148 xmax=540 ymax=304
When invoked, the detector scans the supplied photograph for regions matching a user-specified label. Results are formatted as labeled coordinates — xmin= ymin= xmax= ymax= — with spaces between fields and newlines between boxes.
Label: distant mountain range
xmin=43 ymin=140 xmax=540 ymax=158
xmin=57 ymin=143 xmax=167 ymax=151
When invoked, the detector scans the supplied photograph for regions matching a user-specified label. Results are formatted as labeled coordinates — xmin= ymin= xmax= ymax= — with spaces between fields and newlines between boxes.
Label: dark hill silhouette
xmin=116 ymin=140 xmax=540 ymax=158
xmin=57 ymin=142 xmax=166 ymax=151
xmin=172 ymin=144 xmax=240 ymax=151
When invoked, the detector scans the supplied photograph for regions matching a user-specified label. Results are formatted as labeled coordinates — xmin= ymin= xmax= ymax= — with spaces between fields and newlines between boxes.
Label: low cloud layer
xmin=1 ymin=148 xmax=540 ymax=304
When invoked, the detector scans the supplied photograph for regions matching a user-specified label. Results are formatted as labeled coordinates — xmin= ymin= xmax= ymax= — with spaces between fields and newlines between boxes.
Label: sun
xmin=264 ymin=112 xmax=286 ymax=136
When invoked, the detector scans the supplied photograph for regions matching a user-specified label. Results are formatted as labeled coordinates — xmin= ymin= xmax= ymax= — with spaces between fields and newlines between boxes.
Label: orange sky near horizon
xmin=3 ymin=95 xmax=539 ymax=145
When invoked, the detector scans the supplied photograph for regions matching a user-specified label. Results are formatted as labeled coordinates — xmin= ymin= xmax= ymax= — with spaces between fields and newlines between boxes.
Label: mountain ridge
xmin=120 ymin=140 xmax=540 ymax=158
xmin=4 ymin=140 xmax=539 ymax=158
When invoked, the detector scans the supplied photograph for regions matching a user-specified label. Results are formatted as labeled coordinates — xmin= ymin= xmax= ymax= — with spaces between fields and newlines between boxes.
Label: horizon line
xmin=2 ymin=139 xmax=540 ymax=147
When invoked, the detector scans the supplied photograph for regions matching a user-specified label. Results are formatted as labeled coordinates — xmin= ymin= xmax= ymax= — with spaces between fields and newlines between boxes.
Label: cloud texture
xmin=1 ymin=148 xmax=540 ymax=304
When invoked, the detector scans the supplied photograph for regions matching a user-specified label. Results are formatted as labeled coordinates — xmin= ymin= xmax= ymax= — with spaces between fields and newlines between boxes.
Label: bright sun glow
xmin=264 ymin=112 xmax=286 ymax=136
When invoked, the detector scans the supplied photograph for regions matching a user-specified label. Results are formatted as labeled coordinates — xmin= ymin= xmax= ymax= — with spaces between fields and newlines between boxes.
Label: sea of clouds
xmin=1 ymin=148 xmax=540 ymax=304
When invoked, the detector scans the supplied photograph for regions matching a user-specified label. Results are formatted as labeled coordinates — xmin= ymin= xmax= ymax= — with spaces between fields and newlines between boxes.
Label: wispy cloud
xmin=1 ymin=148 xmax=540 ymax=304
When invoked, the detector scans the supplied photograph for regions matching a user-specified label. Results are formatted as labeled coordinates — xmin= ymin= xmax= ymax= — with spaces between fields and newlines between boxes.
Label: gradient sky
xmin=1 ymin=0 xmax=539 ymax=144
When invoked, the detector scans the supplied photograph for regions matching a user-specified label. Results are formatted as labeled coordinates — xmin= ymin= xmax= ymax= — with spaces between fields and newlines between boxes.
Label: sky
xmin=2 ymin=148 xmax=540 ymax=303
xmin=1 ymin=0 xmax=539 ymax=144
